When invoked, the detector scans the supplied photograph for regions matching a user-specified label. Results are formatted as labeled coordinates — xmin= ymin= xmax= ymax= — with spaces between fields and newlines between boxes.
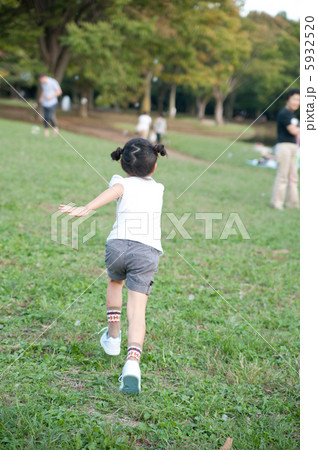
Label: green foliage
xmin=237 ymin=12 xmax=300 ymax=112
xmin=0 ymin=1 xmax=299 ymax=117
xmin=0 ymin=0 xmax=115 ymax=83
xmin=0 ymin=119 xmax=299 ymax=448
xmin=0 ymin=4 xmax=43 ymax=84
xmin=63 ymin=7 xmax=158 ymax=106
xmin=175 ymin=2 xmax=251 ymax=100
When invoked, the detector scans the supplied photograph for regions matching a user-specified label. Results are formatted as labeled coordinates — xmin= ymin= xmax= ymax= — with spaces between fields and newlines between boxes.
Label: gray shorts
xmin=105 ymin=239 xmax=160 ymax=295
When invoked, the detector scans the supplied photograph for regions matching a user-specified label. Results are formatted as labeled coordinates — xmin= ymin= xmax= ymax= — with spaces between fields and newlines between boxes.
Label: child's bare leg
xmin=106 ymin=277 xmax=124 ymax=338
xmin=127 ymin=289 xmax=148 ymax=361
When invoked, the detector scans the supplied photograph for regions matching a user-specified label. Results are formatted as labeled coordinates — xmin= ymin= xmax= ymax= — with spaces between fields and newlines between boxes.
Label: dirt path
xmin=60 ymin=117 xmax=207 ymax=164
xmin=0 ymin=105 xmax=208 ymax=165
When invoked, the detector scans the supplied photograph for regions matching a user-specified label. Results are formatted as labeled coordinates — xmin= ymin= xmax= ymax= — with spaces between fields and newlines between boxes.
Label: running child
xmin=59 ymin=138 xmax=167 ymax=394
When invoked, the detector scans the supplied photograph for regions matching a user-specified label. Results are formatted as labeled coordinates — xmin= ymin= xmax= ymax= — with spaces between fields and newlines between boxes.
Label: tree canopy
xmin=0 ymin=0 xmax=300 ymax=121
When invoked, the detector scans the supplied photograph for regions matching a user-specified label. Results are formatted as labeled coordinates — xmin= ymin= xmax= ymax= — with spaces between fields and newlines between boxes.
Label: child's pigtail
xmin=111 ymin=147 xmax=123 ymax=161
xmin=153 ymin=144 xmax=168 ymax=157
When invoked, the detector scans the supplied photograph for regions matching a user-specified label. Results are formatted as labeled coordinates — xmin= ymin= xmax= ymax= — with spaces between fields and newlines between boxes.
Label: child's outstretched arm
xmin=59 ymin=183 xmax=124 ymax=217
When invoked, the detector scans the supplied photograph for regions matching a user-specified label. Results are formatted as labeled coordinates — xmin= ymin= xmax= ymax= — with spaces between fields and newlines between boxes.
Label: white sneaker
xmin=119 ymin=360 xmax=141 ymax=394
xmin=99 ymin=327 xmax=121 ymax=356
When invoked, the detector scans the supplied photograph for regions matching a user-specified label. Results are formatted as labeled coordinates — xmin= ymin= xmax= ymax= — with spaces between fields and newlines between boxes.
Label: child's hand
xmin=59 ymin=205 xmax=91 ymax=216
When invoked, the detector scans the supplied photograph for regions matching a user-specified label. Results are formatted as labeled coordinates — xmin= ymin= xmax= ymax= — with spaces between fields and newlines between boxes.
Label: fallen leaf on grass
xmin=219 ymin=437 xmax=233 ymax=450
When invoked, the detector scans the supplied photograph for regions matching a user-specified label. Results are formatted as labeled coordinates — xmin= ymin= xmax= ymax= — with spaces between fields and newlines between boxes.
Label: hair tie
xmin=153 ymin=144 xmax=167 ymax=157
xmin=111 ymin=147 xmax=124 ymax=161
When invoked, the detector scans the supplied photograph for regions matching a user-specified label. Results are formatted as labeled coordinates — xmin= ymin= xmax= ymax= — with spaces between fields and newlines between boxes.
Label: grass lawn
xmin=165 ymin=132 xmax=255 ymax=164
xmin=0 ymin=98 xmax=37 ymax=108
xmin=0 ymin=119 xmax=299 ymax=448
xmin=112 ymin=117 xmax=275 ymax=147
xmin=173 ymin=117 xmax=256 ymax=134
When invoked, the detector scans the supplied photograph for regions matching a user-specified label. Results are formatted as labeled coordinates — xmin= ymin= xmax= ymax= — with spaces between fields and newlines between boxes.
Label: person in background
xmin=270 ymin=88 xmax=300 ymax=210
xmin=38 ymin=74 xmax=62 ymax=137
xmin=136 ymin=112 xmax=152 ymax=139
xmin=153 ymin=113 xmax=167 ymax=144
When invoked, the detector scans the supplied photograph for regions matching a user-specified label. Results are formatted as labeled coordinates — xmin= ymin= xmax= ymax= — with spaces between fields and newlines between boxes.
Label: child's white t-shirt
xmin=107 ymin=174 xmax=164 ymax=254
xmin=137 ymin=114 xmax=152 ymax=131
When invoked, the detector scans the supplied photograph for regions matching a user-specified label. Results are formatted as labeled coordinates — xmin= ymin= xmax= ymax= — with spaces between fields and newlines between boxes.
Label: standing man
xmin=38 ymin=74 xmax=62 ymax=137
xmin=154 ymin=113 xmax=167 ymax=144
xmin=270 ymin=88 xmax=300 ymax=210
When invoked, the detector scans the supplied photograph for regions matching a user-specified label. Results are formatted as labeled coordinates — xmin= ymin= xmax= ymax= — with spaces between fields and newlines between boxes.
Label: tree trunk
xmin=169 ymin=83 xmax=177 ymax=118
xmin=196 ymin=97 xmax=208 ymax=120
xmin=188 ymin=101 xmax=196 ymax=116
xmin=215 ymin=98 xmax=224 ymax=125
xmin=141 ymin=70 xmax=153 ymax=113
xmin=35 ymin=84 xmax=41 ymax=103
xmin=224 ymin=91 xmax=236 ymax=120
xmin=157 ymin=83 xmax=167 ymax=114
xmin=213 ymin=87 xmax=225 ymax=125
xmin=53 ymin=47 xmax=71 ymax=84
xmin=33 ymin=1 xmax=102 ymax=84
xmin=29 ymin=1 xmax=106 ymax=86
xmin=39 ymin=33 xmax=71 ymax=84
xmin=87 ymin=86 xmax=94 ymax=110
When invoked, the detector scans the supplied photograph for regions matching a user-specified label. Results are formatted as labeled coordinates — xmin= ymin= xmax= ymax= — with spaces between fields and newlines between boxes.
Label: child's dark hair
xmin=111 ymin=138 xmax=167 ymax=177
xmin=286 ymin=88 xmax=300 ymax=100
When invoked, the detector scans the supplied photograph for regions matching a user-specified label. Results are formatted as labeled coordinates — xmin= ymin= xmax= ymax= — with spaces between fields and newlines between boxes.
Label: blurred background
xmin=0 ymin=0 xmax=299 ymax=145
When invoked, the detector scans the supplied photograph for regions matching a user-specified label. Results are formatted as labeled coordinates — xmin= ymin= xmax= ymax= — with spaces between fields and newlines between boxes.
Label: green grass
xmin=166 ymin=132 xmax=257 ymax=164
xmin=112 ymin=117 xmax=274 ymax=147
xmin=174 ymin=116 xmax=255 ymax=134
xmin=0 ymin=98 xmax=36 ymax=108
xmin=0 ymin=119 xmax=299 ymax=448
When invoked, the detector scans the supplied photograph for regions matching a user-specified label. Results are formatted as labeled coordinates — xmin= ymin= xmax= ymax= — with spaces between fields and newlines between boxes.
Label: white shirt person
xmin=136 ymin=112 xmax=152 ymax=139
